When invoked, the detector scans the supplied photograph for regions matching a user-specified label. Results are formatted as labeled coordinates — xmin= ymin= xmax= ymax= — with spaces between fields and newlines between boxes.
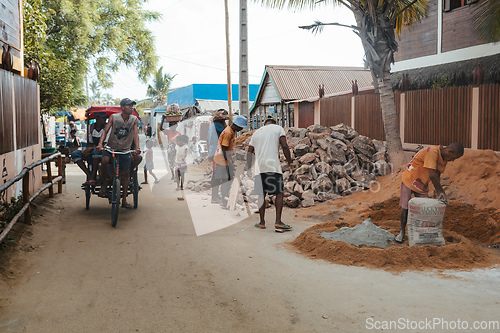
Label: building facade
xmin=391 ymin=0 xmax=500 ymax=87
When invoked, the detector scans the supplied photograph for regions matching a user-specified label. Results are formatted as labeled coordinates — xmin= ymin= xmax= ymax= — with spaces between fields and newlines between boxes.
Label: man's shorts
xmin=102 ymin=150 xmax=131 ymax=171
xmin=71 ymin=150 xmax=85 ymax=163
xmin=71 ymin=149 xmax=102 ymax=163
xmin=254 ymin=172 xmax=284 ymax=196
xmin=400 ymin=182 xmax=427 ymax=209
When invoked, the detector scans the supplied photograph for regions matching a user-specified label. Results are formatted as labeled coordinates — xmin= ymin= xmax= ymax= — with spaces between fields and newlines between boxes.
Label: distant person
xmin=174 ymin=135 xmax=189 ymax=190
xmin=213 ymin=115 xmax=247 ymax=208
xmin=139 ymin=121 xmax=143 ymax=134
xmin=71 ymin=112 xmax=108 ymax=185
xmin=146 ymin=123 xmax=152 ymax=138
xmin=395 ymin=143 xmax=464 ymax=243
xmin=246 ymin=115 xmax=293 ymax=232
xmin=163 ymin=121 xmax=180 ymax=180
xmin=69 ymin=129 xmax=81 ymax=149
xmin=189 ymin=137 xmax=202 ymax=164
xmin=208 ymin=109 xmax=229 ymax=203
xmin=142 ymin=140 xmax=159 ymax=184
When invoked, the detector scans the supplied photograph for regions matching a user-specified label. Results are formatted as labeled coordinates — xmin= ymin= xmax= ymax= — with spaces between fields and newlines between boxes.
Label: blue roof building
xmin=167 ymin=84 xmax=259 ymax=108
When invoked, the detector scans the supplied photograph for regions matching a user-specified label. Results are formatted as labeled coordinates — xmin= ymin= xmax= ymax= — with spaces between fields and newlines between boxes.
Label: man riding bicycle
xmin=97 ymin=98 xmax=141 ymax=209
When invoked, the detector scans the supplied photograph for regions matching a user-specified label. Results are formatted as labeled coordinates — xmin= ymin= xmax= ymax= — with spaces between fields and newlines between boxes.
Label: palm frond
xmin=255 ymin=0 xmax=339 ymax=10
xmin=474 ymin=0 xmax=500 ymax=42
xmin=390 ymin=0 xmax=428 ymax=36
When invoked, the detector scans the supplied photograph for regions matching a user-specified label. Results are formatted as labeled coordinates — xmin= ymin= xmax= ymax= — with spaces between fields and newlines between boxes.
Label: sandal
xmin=121 ymin=202 xmax=133 ymax=209
xmin=254 ymin=223 xmax=266 ymax=229
xmin=275 ymin=223 xmax=292 ymax=230
xmin=98 ymin=188 xmax=108 ymax=198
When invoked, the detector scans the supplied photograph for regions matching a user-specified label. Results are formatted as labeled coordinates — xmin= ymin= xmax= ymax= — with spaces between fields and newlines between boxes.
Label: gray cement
xmin=319 ymin=218 xmax=395 ymax=248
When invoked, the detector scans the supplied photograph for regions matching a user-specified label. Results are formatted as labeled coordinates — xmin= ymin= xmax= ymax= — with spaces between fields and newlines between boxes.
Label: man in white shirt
xmin=246 ymin=115 xmax=293 ymax=232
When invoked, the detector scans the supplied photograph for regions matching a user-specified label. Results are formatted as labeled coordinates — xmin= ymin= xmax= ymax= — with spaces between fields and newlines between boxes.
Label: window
xmin=444 ymin=0 xmax=479 ymax=12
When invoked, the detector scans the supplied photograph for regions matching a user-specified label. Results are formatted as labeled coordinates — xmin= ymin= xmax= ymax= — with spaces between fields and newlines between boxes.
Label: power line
xmin=158 ymin=54 xmax=261 ymax=78
xmin=156 ymin=0 xmax=185 ymax=13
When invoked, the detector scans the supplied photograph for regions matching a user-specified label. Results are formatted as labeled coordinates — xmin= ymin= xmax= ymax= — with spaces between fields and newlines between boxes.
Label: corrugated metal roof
xmin=266 ymin=65 xmax=373 ymax=101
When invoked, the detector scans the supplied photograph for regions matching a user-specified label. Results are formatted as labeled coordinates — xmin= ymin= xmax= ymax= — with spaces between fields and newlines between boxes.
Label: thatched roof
xmin=391 ymin=53 xmax=500 ymax=90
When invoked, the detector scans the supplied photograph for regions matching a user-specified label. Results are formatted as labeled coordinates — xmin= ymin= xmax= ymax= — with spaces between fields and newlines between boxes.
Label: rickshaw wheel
xmin=132 ymin=172 xmax=139 ymax=209
xmin=111 ymin=178 xmax=120 ymax=227
xmin=85 ymin=185 xmax=91 ymax=210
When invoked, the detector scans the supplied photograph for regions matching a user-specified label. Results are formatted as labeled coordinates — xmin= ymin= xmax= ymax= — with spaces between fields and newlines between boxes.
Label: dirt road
xmin=1 ymin=141 xmax=499 ymax=332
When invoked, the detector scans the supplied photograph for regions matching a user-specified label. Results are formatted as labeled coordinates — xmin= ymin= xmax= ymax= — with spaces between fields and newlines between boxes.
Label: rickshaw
xmin=82 ymin=106 xmax=141 ymax=227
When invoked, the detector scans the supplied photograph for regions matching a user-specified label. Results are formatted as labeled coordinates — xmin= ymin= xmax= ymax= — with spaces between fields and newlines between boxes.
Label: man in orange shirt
xmin=213 ymin=115 xmax=247 ymax=207
xmin=396 ymin=142 xmax=464 ymax=243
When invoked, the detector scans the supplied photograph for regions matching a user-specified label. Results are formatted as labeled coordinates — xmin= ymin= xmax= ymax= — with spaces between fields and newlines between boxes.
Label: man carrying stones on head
xmin=246 ymin=115 xmax=293 ymax=232
xmin=396 ymin=142 xmax=464 ymax=243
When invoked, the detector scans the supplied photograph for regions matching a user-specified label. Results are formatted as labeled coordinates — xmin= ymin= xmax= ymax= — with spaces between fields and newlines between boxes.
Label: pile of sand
xmin=235 ymin=130 xmax=254 ymax=147
xmin=291 ymin=149 xmax=500 ymax=273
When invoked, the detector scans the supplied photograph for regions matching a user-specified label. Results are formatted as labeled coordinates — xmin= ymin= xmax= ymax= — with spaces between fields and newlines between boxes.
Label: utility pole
xmin=224 ymin=0 xmax=233 ymax=123
xmin=239 ymin=0 xmax=249 ymax=120
xmin=85 ymin=75 xmax=90 ymax=108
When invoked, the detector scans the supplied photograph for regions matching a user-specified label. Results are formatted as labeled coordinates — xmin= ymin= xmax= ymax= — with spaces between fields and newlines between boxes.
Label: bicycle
xmin=105 ymin=147 xmax=140 ymax=227
xmin=81 ymin=147 xmax=140 ymax=227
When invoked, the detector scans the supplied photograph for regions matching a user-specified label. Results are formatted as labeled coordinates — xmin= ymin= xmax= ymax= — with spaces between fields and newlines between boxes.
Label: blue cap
xmin=233 ymin=115 xmax=247 ymax=128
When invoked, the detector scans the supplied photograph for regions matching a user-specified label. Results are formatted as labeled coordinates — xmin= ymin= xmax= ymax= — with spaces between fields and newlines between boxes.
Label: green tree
xmin=257 ymin=0 xmax=428 ymax=169
xmin=23 ymin=0 xmax=161 ymax=112
xmin=24 ymin=0 xmax=85 ymax=112
xmin=147 ymin=67 xmax=176 ymax=106
xmin=43 ymin=0 xmax=161 ymax=88
xmin=89 ymin=80 xmax=101 ymax=105
xmin=474 ymin=0 xmax=500 ymax=42
xmin=103 ymin=93 xmax=114 ymax=106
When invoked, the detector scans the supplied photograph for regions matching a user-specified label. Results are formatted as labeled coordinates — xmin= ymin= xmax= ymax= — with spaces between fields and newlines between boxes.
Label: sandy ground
xmin=1 ymin=138 xmax=500 ymax=332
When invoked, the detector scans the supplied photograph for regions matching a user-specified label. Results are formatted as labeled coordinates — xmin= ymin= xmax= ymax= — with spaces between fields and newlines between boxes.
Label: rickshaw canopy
xmin=86 ymin=106 xmax=141 ymax=120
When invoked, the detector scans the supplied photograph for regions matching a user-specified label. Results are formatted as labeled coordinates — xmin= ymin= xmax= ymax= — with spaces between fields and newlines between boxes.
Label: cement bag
xmin=408 ymin=198 xmax=446 ymax=246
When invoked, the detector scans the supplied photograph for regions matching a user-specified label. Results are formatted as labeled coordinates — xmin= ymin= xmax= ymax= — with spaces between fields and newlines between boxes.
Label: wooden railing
xmin=0 ymin=152 xmax=64 ymax=243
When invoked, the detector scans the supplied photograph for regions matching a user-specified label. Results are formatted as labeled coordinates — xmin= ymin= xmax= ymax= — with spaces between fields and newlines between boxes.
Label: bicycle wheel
xmin=132 ymin=172 xmax=139 ymax=209
xmin=85 ymin=185 xmax=91 ymax=210
xmin=111 ymin=178 xmax=121 ymax=227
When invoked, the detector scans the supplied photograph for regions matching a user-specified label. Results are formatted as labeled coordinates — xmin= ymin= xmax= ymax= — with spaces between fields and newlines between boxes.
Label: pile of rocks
xmin=186 ymin=123 xmax=391 ymax=209
xmin=234 ymin=123 xmax=391 ymax=208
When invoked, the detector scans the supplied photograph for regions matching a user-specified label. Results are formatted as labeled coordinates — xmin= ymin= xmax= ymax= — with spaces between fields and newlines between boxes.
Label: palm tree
xmin=147 ymin=67 xmax=176 ymax=107
xmin=474 ymin=0 xmax=500 ymax=42
xmin=103 ymin=93 xmax=113 ymax=105
xmin=89 ymin=80 xmax=101 ymax=106
xmin=257 ymin=0 xmax=428 ymax=169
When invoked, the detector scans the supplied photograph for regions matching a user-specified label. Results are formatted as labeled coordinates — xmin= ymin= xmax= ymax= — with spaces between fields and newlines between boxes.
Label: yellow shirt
xmin=402 ymin=146 xmax=447 ymax=194
xmin=214 ymin=126 xmax=235 ymax=166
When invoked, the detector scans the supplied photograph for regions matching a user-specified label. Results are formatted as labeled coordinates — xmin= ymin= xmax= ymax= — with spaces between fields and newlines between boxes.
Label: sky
xmin=108 ymin=0 xmax=365 ymax=101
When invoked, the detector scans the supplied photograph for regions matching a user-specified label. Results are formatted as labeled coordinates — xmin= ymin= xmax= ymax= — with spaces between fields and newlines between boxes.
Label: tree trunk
xmin=377 ymin=71 xmax=406 ymax=170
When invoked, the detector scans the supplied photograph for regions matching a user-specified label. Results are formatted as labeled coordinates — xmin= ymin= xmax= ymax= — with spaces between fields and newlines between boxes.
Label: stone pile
xmin=234 ymin=123 xmax=391 ymax=208
xmin=186 ymin=123 xmax=391 ymax=209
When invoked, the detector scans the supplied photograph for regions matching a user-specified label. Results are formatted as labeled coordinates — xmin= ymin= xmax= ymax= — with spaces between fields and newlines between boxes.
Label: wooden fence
xmin=478 ymin=84 xmax=500 ymax=151
xmin=403 ymin=86 xmax=472 ymax=147
xmin=318 ymin=84 xmax=499 ymax=151
xmin=0 ymin=68 xmax=39 ymax=154
xmin=0 ymin=69 xmax=15 ymax=154
xmin=0 ymin=152 xmax=63 ymax=244
xmin=320 ymin=95 xmax=352 ymax=127
xmin=354 ymin=93 xmax=384 ymax=141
